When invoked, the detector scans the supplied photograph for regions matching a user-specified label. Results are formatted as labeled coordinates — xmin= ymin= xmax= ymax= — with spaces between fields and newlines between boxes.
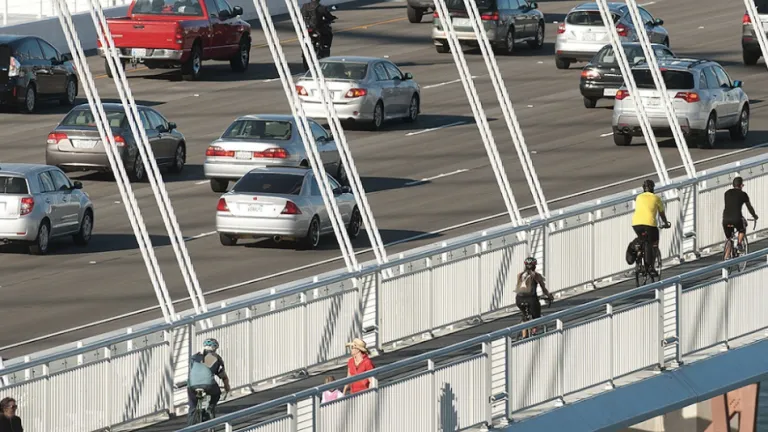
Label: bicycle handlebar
xmin=746 ymin=218 xmax=758 ymax=230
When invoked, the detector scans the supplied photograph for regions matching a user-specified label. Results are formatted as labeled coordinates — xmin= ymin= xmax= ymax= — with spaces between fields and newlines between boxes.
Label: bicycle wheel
xmin=738 ymin=236 xmax=749 ymax=272
xmin=194 ymin=406 xmax=203 ymax=425
xmin=650 ymin=247 xmax=662 ymax=282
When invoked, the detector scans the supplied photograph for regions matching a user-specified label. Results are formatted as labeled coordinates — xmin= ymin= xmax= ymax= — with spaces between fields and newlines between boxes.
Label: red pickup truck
xmin=97 ymin=0 xmax=251 ymax=81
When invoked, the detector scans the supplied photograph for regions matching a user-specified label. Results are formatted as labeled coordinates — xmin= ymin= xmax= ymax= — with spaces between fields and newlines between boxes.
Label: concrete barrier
xmin=0 ymin=0 xmax=356 ymax=54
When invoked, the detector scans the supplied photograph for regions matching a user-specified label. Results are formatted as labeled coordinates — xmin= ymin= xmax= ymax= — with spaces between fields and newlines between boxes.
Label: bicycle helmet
xmin=202 ymin=338 xmax=219 ymax=351
xmin=733 ymin=176 xmax=744 ymax=188
xmin=642 ymin=179 xmax=655 ymax=193
xmin=524 ymin=257 xmax=537 ymax=270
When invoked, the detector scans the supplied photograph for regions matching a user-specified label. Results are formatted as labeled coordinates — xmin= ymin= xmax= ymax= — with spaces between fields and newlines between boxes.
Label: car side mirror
xmin=61 ymin=53 xmax=73 ymax=62
xmin=218 ymin=9 xmax=231 ymax=20
xmin=530 ymin=1 xmax=538 ymax=9
xmin=733 ymin=80 xmax=743 ymax=88
xmin=332 ymin=187 xmax=342 ymax=196
xmin=654 ymin=18 xmax=663 ymax=26
xmin=403 ymin=72 xmax=413 ymax=80
xmin=232 ymin=6 xmax=243 ymax=16
xmin=341 ymin=185 xmax=352 ymax=194
xmin=330 ymin=5 xmax=337 ymax=10
xmin=73 ymin=181 xmax=83 ymax=190
xmin=168 ymin=122 xmax=177 ymax=130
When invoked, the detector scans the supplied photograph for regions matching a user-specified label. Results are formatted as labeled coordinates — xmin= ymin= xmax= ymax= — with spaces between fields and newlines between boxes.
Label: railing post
xmin=723 ymin=268 xmax=730 ymax=351
xmin=482 ymin=341 xmax=493 ymax=427
xmin=428 ymin=359 xmax=436 ymax=431
xmin=288 ymin=401 xmax=298 ymax=432
xmin=676 ymin=283 xmax=683 ymax=366
xmin=555 ymin=319 xmax=565 ymax=407
xmin=427 ymin=256 xmax=433 ymax=337
xmin=606 ymin=304 xmax=615 ymax=390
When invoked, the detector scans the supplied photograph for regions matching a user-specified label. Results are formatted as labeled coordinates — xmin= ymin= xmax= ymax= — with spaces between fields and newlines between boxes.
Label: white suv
xmin=611 ymin=58 xmax=750 ymax=149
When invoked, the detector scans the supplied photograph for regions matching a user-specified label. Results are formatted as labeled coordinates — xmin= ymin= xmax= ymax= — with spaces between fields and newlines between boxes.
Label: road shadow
xmin=67 ymin=164 xmax=205 ymax=183
xmin=0 ymin=98 xmax=165 ymax=116
xmin=361 ymin=176 xmax=422 ymax=192
xmin=463 ymin=41 xmax=555 ymax=57
xmin=239 ymin=228 xmax=442 ymax=251
xmin=0 ymin=233 xmax=172 ymax=255
xmin=130 ymin=61 xmax=306 ymax=83
xmin=354 ymin=114 xmax=483 ymax=133
xmin=623 ymin=129 xmax=768 ymax=150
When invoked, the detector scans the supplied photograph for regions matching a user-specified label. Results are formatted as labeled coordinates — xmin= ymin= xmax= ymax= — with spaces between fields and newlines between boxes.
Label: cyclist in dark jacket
xmin=301 ymin=0 xmax=337 ymax=56
xmin=515 ymin=257 xmax=553 ymax=338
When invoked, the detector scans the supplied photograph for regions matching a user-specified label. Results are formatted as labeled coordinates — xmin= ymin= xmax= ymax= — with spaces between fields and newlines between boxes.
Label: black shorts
xmin=632 ymin=225 xmax=659 ymax=245
xmin=723 ymin=218 xmax=746 ymax=238
xmin=516 ymin=294 xmax=541 ymax=320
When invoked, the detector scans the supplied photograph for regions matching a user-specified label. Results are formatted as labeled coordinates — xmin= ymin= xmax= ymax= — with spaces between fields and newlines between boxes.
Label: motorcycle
xmin=302 ymin=5 xmax=337 ymax=72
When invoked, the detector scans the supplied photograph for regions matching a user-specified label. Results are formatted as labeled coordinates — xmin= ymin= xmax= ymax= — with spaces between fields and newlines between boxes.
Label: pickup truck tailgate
xmin=106 ymin=18 xmax=184 ymax=49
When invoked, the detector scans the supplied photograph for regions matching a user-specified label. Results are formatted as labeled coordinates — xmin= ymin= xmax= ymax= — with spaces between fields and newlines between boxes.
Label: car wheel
xmin=502 ymin=27 xmax=516 ymax=55
xmin=404 ymin=94 xmax=419 ymax=123
xmin=435 ymin=43 xmax=449 ymax=54
xmin=583 ymin=97 xmax=597 ymax=109
xmin=528 ymin=22 xmax=544 ymax=49
xmin=73 ymin=210 xmax=93 ymax=245
xmin=60 ymin=78 xmax=77 ymax=106
xmin=169 ymin=144 xmax=186 ymax=174
xmin=219 ymin=233 xmax=237 ymax=246
xmin=298 ymin=217 xmax=321 ymax=250
xmin=369 ymin=101 xmax=384 ymax=131
xmin=729 ymin=107 xmax=749 ymax=141
xmin=105 ymin=58 xmax=125 ymax=79
xmin=407 ymin=4 xmax=423 ymax=23
xmin=29 ymin=220 xmax=51 ymax=255
xmin=555 ymin=57 xmax=570 ymax=70
xmin=230 ymin=36 xmax=250 ymax=72
xmin=614 ymin=133 xmax=632 ymax=146
xmin=22 ymin=84 xmax=36 ymax=113
xmin=697 ymin=113 xmax=717 ymax=149
xmin=182 ymin=44 xmax=203 ymax=81
xmin=131 ymin=154 xmax=146 ymax=182
xmin=743 ymin=50 xmax=760 ymax=66
xmin=210 ymin=178 xmax=228 ymax=193
xmin=347 ymin=207 xmax=362 ymax=239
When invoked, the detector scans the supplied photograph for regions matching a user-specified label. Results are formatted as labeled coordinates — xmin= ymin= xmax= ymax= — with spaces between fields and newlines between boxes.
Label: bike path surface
xmin=135 ymin=239 xmax=768 ymax=431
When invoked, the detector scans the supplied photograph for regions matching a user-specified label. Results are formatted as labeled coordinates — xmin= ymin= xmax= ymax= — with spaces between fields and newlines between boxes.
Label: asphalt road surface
xmin=1 ymin=0 xmax=767 ymax=358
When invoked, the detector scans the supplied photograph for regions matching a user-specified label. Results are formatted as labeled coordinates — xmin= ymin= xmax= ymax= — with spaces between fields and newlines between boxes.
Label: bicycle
xmin=518 ymin=294 xmax=552 ymax=339
xmin=633 ymin=224 xmax=670 ymax=287
xmin=191 ymin=387 xmax=228 ymax=428
xmin=723 ymin=218 xmax=756 ymax=273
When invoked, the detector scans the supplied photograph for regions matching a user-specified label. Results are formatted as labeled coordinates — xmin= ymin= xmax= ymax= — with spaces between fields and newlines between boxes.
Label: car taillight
xmin=216 ymin=198 xmax=229 ymax=212
xmin=433 ymin=11 xmax=439 ymax=18
xmin=296 ymin=85 xmax=308 ymax=96
xmin=345 ymin=88 xmax=367 ymax=98
xmin=743 ymin=13 xmax=752 ymax=24
xmin=8 ymin=57 xmax=20 ymax=77
xmin=281 ymin=201 xmax=301 ymax=215
xmin=616 ymin=23 xmax=628 ymax=37
xmin=581 ymin=69 xmax=601 ymax=80
xmin=176 ymin=29 xmax=184 ymax=44
xmin=615 ymin=89 xmax=629 ymax=100
xmin=20 ymin=197 xmax=34 ymax=216
xmin=111 ymin=135 xmax=126 ymax=147
xmin=47 ymin=132 xmax=68 ymax=145
xmin=481 ymin=11 xmax=499 ymax=21
xmin=254 ymin=148 xmax=289 ymax=158
xmin=557 ymin=22 xmax=566 ymax=34
xmin=674 ymin=92 xmax=700 ymax=103
xmin=206 ymin=146 xmax=235 ymax=157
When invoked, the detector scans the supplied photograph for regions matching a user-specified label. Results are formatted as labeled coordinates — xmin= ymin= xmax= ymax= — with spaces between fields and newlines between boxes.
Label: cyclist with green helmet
xmin=515 ymin=257 xmax=553 ymax=338
xmin=187 ymin=338 xmax=231 ymax=425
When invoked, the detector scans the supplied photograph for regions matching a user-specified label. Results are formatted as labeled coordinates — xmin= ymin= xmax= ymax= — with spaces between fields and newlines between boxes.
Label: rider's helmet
xmin=642 ymin=179 xmax=655 ymax=193
xmin=524 ymin=257 xmax=537 ymax=270
xmin=202 ymin=338 xmax=219 ymax=352
xmin=733 ymin=176 xmax=744 ymax=189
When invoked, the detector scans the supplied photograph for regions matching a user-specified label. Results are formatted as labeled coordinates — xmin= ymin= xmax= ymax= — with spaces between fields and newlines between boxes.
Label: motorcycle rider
xmin=301 ymin=0 xmax=337 ymax=57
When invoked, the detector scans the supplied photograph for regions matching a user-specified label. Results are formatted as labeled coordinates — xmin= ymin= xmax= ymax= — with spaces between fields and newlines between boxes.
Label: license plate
xmin=245 ymin=204 xmax=263 ymax=213
xmin=235 ymin=151 xmax=252 ymax=160
xmin=581 ymin=33 xmax=595 ymax=41
xmin=131 ymin=48 xmax=147 ymax=58
xmin=603 ymin=88 xmax=618 ymax=97
xmin=452 ymin=18 xmax=470 ymax=26
xmin=72 ymin=140 xmax=97 ymax=148
xmin=645 ymin=98 xmax=660 ymax=106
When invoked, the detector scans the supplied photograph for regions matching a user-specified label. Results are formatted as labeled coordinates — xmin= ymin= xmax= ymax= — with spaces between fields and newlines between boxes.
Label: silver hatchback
xmin=555 ymin=2 xmax=669 ymax=70
xmin=612 ymin=59 xmax=750 ymax=149
xmin=0 ymin=163 xmax=94 ymax=255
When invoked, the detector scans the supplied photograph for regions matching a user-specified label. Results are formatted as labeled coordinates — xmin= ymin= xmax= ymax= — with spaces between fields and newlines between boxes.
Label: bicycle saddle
xmin=194 ymin=388 xmax=207 ymax=397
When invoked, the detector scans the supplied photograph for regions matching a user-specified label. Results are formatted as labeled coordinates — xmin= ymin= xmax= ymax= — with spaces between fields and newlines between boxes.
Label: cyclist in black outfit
xmin=301 ymin=0 xmax=337 ymax=57
xmin=515 ymin=257 xmax=553 ymax=338
xmin=722 ymin=176 xmax=758 ymax=253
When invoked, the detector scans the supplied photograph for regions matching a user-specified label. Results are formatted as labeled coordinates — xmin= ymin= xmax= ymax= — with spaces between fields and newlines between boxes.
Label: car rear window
xmin=132 ymin=0 xmax=204 ymax=16
xmin=222 ymin=120 xmax=292 ymax=140
xmin=756 ymin=0 xmax=768 ymax=14
xmin=232 ymin=173 xmax=304 ymax=195
xmin=312 ymin=61 xmax=368 ymax=80
xmin=596 ymin=46 xmax=647 ymax=66
xmin=631 ymin=69 xmax=695 ymax=90
xmin=60 ymin=110 xmax=127 ymax=128
xmin=0 ymin=176 xmax=28 ymax=194
xmin=566 ymin=11 xmax=620 ymax=26
xmin=445 ymin=0 xmax=495 ymax=12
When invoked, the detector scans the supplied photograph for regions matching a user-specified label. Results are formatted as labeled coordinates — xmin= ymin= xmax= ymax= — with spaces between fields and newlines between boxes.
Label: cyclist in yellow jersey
xmin=631 ymin=180 xmax=671 ymax=276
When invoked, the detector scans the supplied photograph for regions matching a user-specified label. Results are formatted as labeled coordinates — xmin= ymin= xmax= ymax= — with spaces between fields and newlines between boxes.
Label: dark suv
xmin=742 ymin=1 xmax=768 ymax=65
xmin=408 ymin=0 xmax=435 ymax=23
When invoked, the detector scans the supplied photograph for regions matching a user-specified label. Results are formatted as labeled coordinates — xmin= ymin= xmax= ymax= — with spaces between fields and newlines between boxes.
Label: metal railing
xmin=1 ymin=0 xmax=129 ymax=26
xmin=176 ymin=246 xmax=768 ymax=432
xmin=2 ymin=152 xmax=768 ymax=432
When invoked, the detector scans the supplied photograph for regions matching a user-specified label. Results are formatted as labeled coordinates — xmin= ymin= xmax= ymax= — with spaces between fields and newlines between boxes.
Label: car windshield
xmin=60 ymin=110 xmax=127 ymax=128
xmin=631 ymin=69 xmax=695 ymax=89
xmin=309 ymin=61 xmax=368 ymax=80
xmin=596 ymin=45 xmax=672 ymax=66
xmin=132 ymin=0 xmax=204 ymax=16
xmin=232 ymin=173 xmax=304 ymax=195
xmin=566 ymin=11 xmax=620 ymax=25
xmin=222 ymin=120 xmax=293 ymax=140
xmin=0 ymin=176 xmax=28 ymax=194
xmin=445 ymin=0 xmax=495 ymax=12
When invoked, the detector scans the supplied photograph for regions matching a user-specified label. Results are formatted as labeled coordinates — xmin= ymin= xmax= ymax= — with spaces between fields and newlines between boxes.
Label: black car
xmin=0 ymin=35 xmax=78 ymax=113
xmin=579 ymin=42 xmax=675 ymax=109
xmin=407 ymin=0 xmax=435 ymax=23
xmin=742 ymin=1 xmax=768 ymax=65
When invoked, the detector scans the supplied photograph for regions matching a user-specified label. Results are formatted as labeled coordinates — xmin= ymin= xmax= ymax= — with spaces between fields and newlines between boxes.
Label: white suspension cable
xmin=595 ymin=0 xmax=669 ymax=185
xmin=254 ymin=0 xmax=358 ymax=271
xmin=462 ymin=0 xmax=549 ymax=219
xmin=282 ymin=0 xmax=388 ymax=266
xmin=89 ymin=0 xmax=208 ymax=314
xmin=744 ymin=0 xmax=768 ymax=71
xmin=53 ymin=0 xmax=175 ymax=322
xmin=624 ymin=0 xmax=695 ymax=178
xmin=433 ymin=0 xmax=522 ymax=225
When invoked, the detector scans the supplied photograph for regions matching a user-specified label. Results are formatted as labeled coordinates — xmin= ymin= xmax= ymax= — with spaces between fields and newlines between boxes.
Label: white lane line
xmin=184 ymin=231 xmax=216 ymax=241
xmin=423 ymin=76 xmax=479 ymax=89
xmin=404 ymin=169 xmax=469 ymax=186
xmin=600 ymin=132 xmax=614 ymax=137
xmin=195 ymin=180 xmax=209 ymax=185
xmin=406 ymin=121 xmax=468 ymax=136
xmin=639 ymin=1 xmax=656 ymax=5
xmin=5 ymin=142 xmax=768 ymax=353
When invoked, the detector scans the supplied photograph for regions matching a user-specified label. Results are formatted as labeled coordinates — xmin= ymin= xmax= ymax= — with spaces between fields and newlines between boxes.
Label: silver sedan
xmin=295 ymin=56 xmax=422 ymax=131
xmin=204 ymin=114 xmax=344 ymax=193
xmin=215 ymin=167 xmax=361 ymax=250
